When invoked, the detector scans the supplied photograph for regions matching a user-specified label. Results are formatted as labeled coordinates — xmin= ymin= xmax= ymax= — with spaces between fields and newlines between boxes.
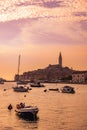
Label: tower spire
xmin=59 ymin=52 xmax=62 ymax=67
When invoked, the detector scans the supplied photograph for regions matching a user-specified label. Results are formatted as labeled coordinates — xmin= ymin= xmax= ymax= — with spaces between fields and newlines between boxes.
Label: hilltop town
xmin=14 ymin=52 xmax=87 ymax=84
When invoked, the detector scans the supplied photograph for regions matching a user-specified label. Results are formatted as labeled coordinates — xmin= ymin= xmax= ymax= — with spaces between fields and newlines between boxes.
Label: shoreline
xmin=4 ymin=80 xmax=87 ymax=85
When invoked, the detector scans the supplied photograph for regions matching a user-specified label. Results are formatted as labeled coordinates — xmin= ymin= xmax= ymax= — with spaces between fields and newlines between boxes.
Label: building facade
xmin=72 ymin=71 xmax=87 ymax=83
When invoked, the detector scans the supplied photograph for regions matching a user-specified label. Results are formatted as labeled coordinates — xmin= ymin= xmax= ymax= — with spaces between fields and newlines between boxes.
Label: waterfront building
xmin=72 ymin=71 xmax=87 ymax=83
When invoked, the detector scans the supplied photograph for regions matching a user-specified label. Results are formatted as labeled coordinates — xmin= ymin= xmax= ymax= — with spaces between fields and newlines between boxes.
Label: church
xmin=15 ymin=52 xmax=73 ymax=83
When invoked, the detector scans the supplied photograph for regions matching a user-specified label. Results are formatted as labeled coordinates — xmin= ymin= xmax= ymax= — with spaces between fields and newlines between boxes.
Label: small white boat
xmin=30 ymin=82 xmax=45 ymax=87
xmin=13 ymin=85 xmax=29 ymax=92
xmin=61 ymin=86 xmax=75 ymax=94
xmin=15 ymin=103 xmax=39 ymax=120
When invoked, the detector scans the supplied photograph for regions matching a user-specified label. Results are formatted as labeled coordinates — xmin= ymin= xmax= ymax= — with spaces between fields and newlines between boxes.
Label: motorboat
xmin=15 ymin=103 xmax=39 ymax=120
xmin=13 ymin=85 xmax=29 ymax=92
xmin=17 ymin=80 xmax=28 ymax=85
xmin=49 ymin=88 xmax=59 ymax=91
xmin=30 ymin=82 xmax=45 ymax=87
xmin=60 ymin=86 xmax=75 ymax=94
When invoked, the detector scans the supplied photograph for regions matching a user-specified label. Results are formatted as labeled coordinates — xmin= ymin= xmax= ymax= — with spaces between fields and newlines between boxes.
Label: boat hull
xmin=61 ymin=90 xmax=75 ymax=94
xmin=13 ymin=86 xmax=29 ymax=92
xmin=61 ymin=86 xmax=75 ymax=94
xmin=16 ymin=111 xmax=38 ymax=120
xmin=15 ymin=106 xmax=39 ymax=120
xmin=30 ymin=83 xmax=45 ymax=87
xmin=49 ymin=88 xmax=59 ymax=91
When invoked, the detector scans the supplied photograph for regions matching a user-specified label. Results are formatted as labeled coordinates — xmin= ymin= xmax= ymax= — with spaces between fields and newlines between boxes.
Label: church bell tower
xmin=59 ymin=52 xmax=62 ymax=67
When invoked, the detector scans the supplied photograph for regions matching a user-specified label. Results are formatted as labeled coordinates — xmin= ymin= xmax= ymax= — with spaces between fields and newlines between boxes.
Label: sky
xmin=0 ymin=0 xmax=87 ymax=80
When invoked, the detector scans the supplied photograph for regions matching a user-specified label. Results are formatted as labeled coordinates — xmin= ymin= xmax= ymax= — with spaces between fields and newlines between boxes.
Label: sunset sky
xmin=0 ymin=0 xmax=87 ymax=80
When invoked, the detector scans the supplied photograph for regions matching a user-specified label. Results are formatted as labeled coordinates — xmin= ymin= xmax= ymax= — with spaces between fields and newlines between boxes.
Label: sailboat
xmin=13 ymin=56 xmax=39 ymax=120
xmin=13 ymin=55 xmax=29 ymax=92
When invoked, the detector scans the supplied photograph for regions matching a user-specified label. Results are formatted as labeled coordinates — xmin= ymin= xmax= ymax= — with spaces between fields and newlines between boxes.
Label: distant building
xmin=72 ymin=71 xmax=87 ymax=83
xmin=14 ymin=52 xmax=74 ymax=82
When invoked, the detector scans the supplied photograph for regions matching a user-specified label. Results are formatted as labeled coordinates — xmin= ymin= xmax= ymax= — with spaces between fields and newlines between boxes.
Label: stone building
xmin=72 ymin=71 xmax=87 ymax=83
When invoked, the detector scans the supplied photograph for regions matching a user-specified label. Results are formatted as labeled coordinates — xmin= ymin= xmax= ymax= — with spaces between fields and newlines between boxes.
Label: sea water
xmin=0 ymin=82 xmax=87 ymax=130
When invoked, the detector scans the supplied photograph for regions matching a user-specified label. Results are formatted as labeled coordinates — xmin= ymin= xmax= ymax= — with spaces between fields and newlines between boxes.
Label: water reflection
xmin=0 ymin=82 xmax=87 ymax=130
xmin=14 ymin=120 xmax=38 ymax=130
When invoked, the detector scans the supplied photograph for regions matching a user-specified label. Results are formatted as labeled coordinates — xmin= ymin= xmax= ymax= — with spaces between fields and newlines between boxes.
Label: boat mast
xmin=18 ymin=55 xmax=21 ymax=81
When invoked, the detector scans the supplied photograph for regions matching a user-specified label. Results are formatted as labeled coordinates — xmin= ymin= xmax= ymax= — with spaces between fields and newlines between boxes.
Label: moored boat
xmin=15 ymin=103 xmax=39 ymax=120
xmin=17 ymin=80 xmax=28 ymax=85
xmin=60 ymin=86 xmax=75 ymax=94
xmin=13 ymin=55 xmax=30 ymax=92
xmin=30 ymin=82 xmax=45 ymax=87
xmin=49 ymin=88 xmax=59 ymax=91
xmin=13 ymin=85 xmax=29 ymax=92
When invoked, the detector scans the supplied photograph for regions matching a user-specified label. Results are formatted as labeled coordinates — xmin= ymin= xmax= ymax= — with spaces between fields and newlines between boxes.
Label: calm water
xmin=0 ymin=82 xmax=87 ymax=130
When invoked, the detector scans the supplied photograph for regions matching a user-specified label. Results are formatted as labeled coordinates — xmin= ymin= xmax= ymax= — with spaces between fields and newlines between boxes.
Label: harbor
xmin=0 ymin=0 xmax=87 ymax=130
xmin=0 ymin=82 xmax=87 ymax=130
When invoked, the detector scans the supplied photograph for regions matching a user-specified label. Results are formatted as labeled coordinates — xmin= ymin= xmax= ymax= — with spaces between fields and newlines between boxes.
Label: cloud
xmin=74 ymin=12 xmax=87 ymax=17
xmin=0 ymin=0 xmax=87 ymax=46
xmin=0 ymin=0 xmax=86 ymax=22
xmin=79 ymin=20 xmax=87 ymax=31
xmin=18 ymin=18 xmax=87 ymax=45
xmin=0 ymin=18 xmax=38 ymax=44
xmin=39 ymin=0 xmax=65 ymax=8
xmin=0 ymin=18 xmax=87 ymax=47
xmin=0 ymin=21 xmax=20 ymax=42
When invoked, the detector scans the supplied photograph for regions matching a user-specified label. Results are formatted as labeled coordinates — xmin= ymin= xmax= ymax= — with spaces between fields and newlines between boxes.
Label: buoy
xmin=8 ymin=104 xmax=13 ymax=110
xmin=44 ymin=89 xmax=47 ymax=92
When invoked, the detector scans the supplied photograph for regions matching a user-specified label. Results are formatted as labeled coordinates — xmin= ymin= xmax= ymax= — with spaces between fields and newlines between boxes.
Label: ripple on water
xmin=0 ymin=126 xmax=13 ymax=130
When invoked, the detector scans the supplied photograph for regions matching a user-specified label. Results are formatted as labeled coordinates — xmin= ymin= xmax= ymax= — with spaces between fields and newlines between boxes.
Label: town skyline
xmin=1 ymin=51 xmax=87 ymax=80
xmin=0 ymin=0 xmax=87 ymax=80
